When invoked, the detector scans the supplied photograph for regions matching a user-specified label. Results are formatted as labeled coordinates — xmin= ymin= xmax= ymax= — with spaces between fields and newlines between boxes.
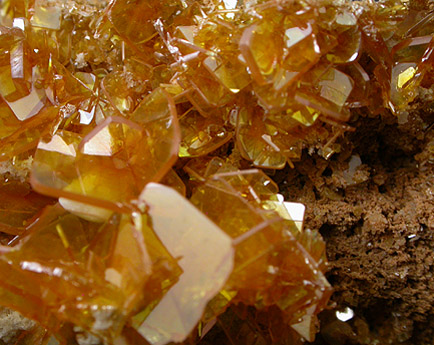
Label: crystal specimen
xmin=0 ymin=185 xmax=55 ymax=236
xmin=31 ymin=0 xmax=62 ymax=30
xmin=189 ymin=160 xmax=331 ymax=338
xmin=0 ymin=0 xmax=428 ymax=343
xmin=0 ymin=26 xmax=31 ymax=103
xmin=0 ymin=106 xmax=58 ymax=161
xmin=0 ymin=203 xmax=181 ymax=343
xmin=31 ymin=89 xmax=180 ymax=213
xmin=136 ymin=183 xmax=234 ymax=344
xmin=179 ymin=108 xmax=232 ymax=157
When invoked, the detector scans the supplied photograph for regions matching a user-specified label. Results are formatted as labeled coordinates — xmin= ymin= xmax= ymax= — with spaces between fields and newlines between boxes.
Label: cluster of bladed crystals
xmin=0 ymin=0 xmax=431 ymax=344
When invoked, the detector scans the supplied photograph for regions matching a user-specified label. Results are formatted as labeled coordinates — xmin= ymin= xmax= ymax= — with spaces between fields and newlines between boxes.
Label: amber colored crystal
xmin=135 ymin=183 xmax=234 ymax=344
xmin=236 ymin=105 xmax=289 ymax=169
xmin=203 ymin=55 xmax=251 ymax=93
xmin=31 ymin=90 xmax=180 ymax=213
xmin=240 ymin=20 xmax=283 ymax=85
xmin=0 ymin=185 xmax=54 ymax=236
xmin=0 ymin=203 xmax=180 ymax=342
xmin=108 ymin=0 xmax=184 ymax=55
xmin=0 ymin=0 xmax=429 ymax=343
xmin=0 ymin=98 xmax=21 ymax=140
xmin=189 ymin=159 xmax=331 ymax=341
xmin=31 ymin=0 xmax=62 ymax=30
xmin=324 ymin=9 xmax=361 ymax=64
xmin=0 ymin=106 xmax=58 ymax=161
xmin=236 ymin=103 xmax=306 ymax=168
xmin=183 ymin=63 xmax=235 ymax=110
xmin=31 ymin=119 xmax=142 ymax=213
xmin=0 ymin=26 xmax=31 ymax=103
xmin=179 ymin=108 xmax=232 ymax=158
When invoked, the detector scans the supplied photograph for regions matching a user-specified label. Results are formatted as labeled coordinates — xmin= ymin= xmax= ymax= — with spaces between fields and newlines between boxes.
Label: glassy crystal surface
xmin=189 ymin=160 xmax=331 ymax=340
xmin=179 ymin=109 xmax=232 ymax=157
xmin=136 ymin=183 xmax=234 ymax=345
xmin=0 ymin=0 xmax=424 ymax=343
xmin=30 ymin=0 xmax=61 ymax=30
xmin=31 ymin=92 xmax=180 ymax=212
xmin=0 ymin=106 xmax=58 ymax=161
xmin=0 ymin=204 xmax=180 ymax=341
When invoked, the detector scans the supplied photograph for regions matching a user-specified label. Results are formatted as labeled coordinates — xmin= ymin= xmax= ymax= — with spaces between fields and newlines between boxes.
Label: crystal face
xmin=136 ymin=183 xmax=234 ymax=344
xmin=0 ymin=0 xmax=428 ymax=344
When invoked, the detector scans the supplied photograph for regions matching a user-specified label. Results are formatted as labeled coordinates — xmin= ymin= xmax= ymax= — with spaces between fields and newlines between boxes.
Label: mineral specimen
xmin=0 ymin=0 xmax=431 ymax=344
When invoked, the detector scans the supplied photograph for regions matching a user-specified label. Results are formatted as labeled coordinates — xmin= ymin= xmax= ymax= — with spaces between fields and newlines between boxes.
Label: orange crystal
xmin=0 ymin=0 xmax=429 ymax=343
xmin=31 ymin=89 xmax=180 ymax=214
xmin=0 ymin=203 xmax=181 ymax=342
xmin=189 ymin=160 xmax=331 ymax=336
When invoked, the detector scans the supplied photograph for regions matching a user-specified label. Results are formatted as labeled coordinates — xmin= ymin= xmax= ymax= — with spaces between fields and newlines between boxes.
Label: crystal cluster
xmin=0 ymin=0 xmax=430 ymax=344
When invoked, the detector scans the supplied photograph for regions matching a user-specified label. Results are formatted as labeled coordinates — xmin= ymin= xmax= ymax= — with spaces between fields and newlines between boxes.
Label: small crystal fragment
xmin=203 ymin=56 xmax=251 ymax=93
xmin=236 ymin=104 xmax=304 ymax=168
xmin=240 ymin=21 xmax=283 ymax=84
xmin=326 ymin=12 xmax=361 ymax=64
xmin=277 ymin=21 xmax=320 ymax=90
xmin=390 ymin=62 xmax=418 ymax=111
xmin=179 ymin=109 xmax=232 ymax=157
xmin=0 ymin=27 xmax=31 ymax=103
xmin=5 ymin=67 xmax=47 ymax=121
xmin=0 ymin=106 xmax=59 ymax=161
xmin=296 ymin=66 xmax=353 ymax=122
xmin=30 ymin=0 xmax=61 ymax=30
xmin=319 ymin=68 xmax=354 ymax=108
xmin=184 ymin=63 xmax=234 ymax=108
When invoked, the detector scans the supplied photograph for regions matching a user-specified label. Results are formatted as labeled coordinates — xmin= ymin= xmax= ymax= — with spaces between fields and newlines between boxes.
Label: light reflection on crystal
xmin=0 ymin=0 xmax=425 ymax=343
xmin=37 ymin=134 xmax=76 ymax=157
xmin=5 ymin=85 xmax=46 ymax=121
xmin=31 ymin=0 xmax=61 ymax=30
xmin=336 ymin=307 xmax=355 ymax=322
xmin=137 ymin=183 xmax=234 ymax=345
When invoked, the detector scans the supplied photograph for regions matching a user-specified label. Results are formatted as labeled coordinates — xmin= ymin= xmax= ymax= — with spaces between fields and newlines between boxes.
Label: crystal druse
xmin=0 ymin=0 xmax=430 ymax=344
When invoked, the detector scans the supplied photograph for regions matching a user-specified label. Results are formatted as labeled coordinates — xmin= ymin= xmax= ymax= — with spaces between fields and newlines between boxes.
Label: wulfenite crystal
xmin=0 ymin=0 xmax=428 ymax=343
